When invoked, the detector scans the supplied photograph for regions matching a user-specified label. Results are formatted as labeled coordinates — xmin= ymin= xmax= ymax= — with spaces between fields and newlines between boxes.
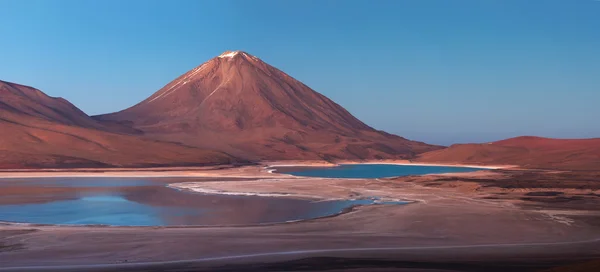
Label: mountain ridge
xmin=416 ymin=136 xmax=600 ymax=170
xmin=0 ymin=80 xmax=238 ymax=169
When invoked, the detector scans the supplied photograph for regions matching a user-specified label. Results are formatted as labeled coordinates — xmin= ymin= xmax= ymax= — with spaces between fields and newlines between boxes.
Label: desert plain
xmin=0 ymin=162 xmax=599 ymax=272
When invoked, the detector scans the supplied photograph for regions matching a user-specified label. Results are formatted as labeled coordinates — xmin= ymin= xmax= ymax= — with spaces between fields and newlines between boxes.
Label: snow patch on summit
xmin=219 ymin=51 xmax=240 ymax=58
xmin=146 ymin=51 xmax=261 ymax=104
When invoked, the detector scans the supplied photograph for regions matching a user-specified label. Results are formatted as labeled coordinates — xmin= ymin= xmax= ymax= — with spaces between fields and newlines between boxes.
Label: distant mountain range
xmin=1 ymin=51 xmax=598 ymax=170
xmin=416 ymin=136 xmax=600 ymax=170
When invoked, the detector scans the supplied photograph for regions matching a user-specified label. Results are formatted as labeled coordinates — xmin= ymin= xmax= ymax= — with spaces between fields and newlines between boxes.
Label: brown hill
xmin=0 ymin=80 xmax=237 ymax=169
xmin=415 ymin=136 xmax=600 ymax=170
xmin=95 ymin=51 xmax=442 ymax=160
xmin=1 ymin=80 xmax=103 ymax=130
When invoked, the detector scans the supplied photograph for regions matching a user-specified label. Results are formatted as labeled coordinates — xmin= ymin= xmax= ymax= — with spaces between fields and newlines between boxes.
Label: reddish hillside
xmin=416 ymin=136 xmax=600 ymax=170
xmin=0 ymin=80 xmax=237 ymax=169
xmin=95 ymin=51 xmax=442 ymax=160
xmin=1 ymin=80 xmax=104 ymax=130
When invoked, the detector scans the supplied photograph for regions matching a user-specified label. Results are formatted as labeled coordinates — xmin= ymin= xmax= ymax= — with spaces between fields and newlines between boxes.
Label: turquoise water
xmin=0 ymin=177 xmax=407 ymax=226
xmin=0 ymin=195 xmax=188 ymax=226
xmin=0 ymin=193 xmax=405 ymax=226
xmin=0 ymin=165 xmax=476 ymax=226
xmin=278 ymin=164 xmax=483 ymax=178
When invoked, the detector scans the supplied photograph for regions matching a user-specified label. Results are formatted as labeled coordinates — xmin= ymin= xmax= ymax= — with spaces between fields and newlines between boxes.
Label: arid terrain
xmin=1 ymin=51 xmax=600 ymax=272
xmin=0 ymin=51 xmax=445 ymax=169
xmin=0 ymin=163 xmax=599 ymax=271
xmin=3 ymin=52 xmax=600 ymax=171
xmin=2 ymin=0 xmax=599 ymax=271
xmin=0 ymin=80 xmax=238 ymax=169
xmin=416 ymin=136 xmax=600 ymax=171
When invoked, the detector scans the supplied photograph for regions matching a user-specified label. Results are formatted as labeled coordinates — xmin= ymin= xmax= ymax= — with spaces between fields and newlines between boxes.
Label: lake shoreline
xmin=0 ymin=160 xmax=515 ymax=179
xmin=0 ymin=176 xmax=412 ymax=227
xmin=267 ymin=161 xmax=512 ymax=170
xmin=1 ymin=165 xmax=599 ymax=271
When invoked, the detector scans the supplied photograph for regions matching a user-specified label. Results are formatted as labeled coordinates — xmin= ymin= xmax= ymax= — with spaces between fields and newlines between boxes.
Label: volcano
xmin=0 ymin=80 xmax=236 ymax=169
xmin=95 ymin=51 xmax=442 ymax=160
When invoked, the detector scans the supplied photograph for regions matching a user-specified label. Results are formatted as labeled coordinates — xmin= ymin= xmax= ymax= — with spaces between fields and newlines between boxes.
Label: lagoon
xmin=276 ymin=164 xmax=484 ymax=178
xmin=0 ymin=177 xmax=406 ymax=226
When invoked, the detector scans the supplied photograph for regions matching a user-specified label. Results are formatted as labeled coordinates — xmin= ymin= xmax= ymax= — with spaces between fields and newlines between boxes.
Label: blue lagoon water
xmin=0 ymin=195 xmax=181 ymax=226
xmin=0 ymin=177 xmax=407 ymax=226
xmin=278 ymin=164 xmax=484 ymax=178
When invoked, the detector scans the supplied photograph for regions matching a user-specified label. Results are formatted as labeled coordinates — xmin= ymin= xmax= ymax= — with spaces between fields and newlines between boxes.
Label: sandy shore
xmin=265 ymin=160 xmax=515 ymax=170
xmin=0 ymin=165 xmax=277 ymax=179
xmin=330 ymin=160 xmax=515 ymax=169
xmin=0 ymin=164 xmax=599 ymax=271
xmin=0 ymin=160 xmax=513 ymax=179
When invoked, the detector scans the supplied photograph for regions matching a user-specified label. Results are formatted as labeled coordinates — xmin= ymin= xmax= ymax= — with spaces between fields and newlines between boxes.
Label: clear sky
xmin=1 ymin=0 xmax=599 ymax=145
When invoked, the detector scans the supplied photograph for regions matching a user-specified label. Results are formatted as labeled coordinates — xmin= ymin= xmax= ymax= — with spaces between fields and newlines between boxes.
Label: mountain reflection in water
xmin=0 ymin=177 xmax=407 ymax=226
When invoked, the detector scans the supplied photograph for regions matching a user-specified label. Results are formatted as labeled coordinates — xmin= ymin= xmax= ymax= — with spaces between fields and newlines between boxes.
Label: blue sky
xmin=1 ymin=0 xmax=599 ymax=145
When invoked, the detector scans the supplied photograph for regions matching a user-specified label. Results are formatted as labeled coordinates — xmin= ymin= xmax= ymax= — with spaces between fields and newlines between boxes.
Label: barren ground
xmin=0 ymin=163 xmax=599 ymax=271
